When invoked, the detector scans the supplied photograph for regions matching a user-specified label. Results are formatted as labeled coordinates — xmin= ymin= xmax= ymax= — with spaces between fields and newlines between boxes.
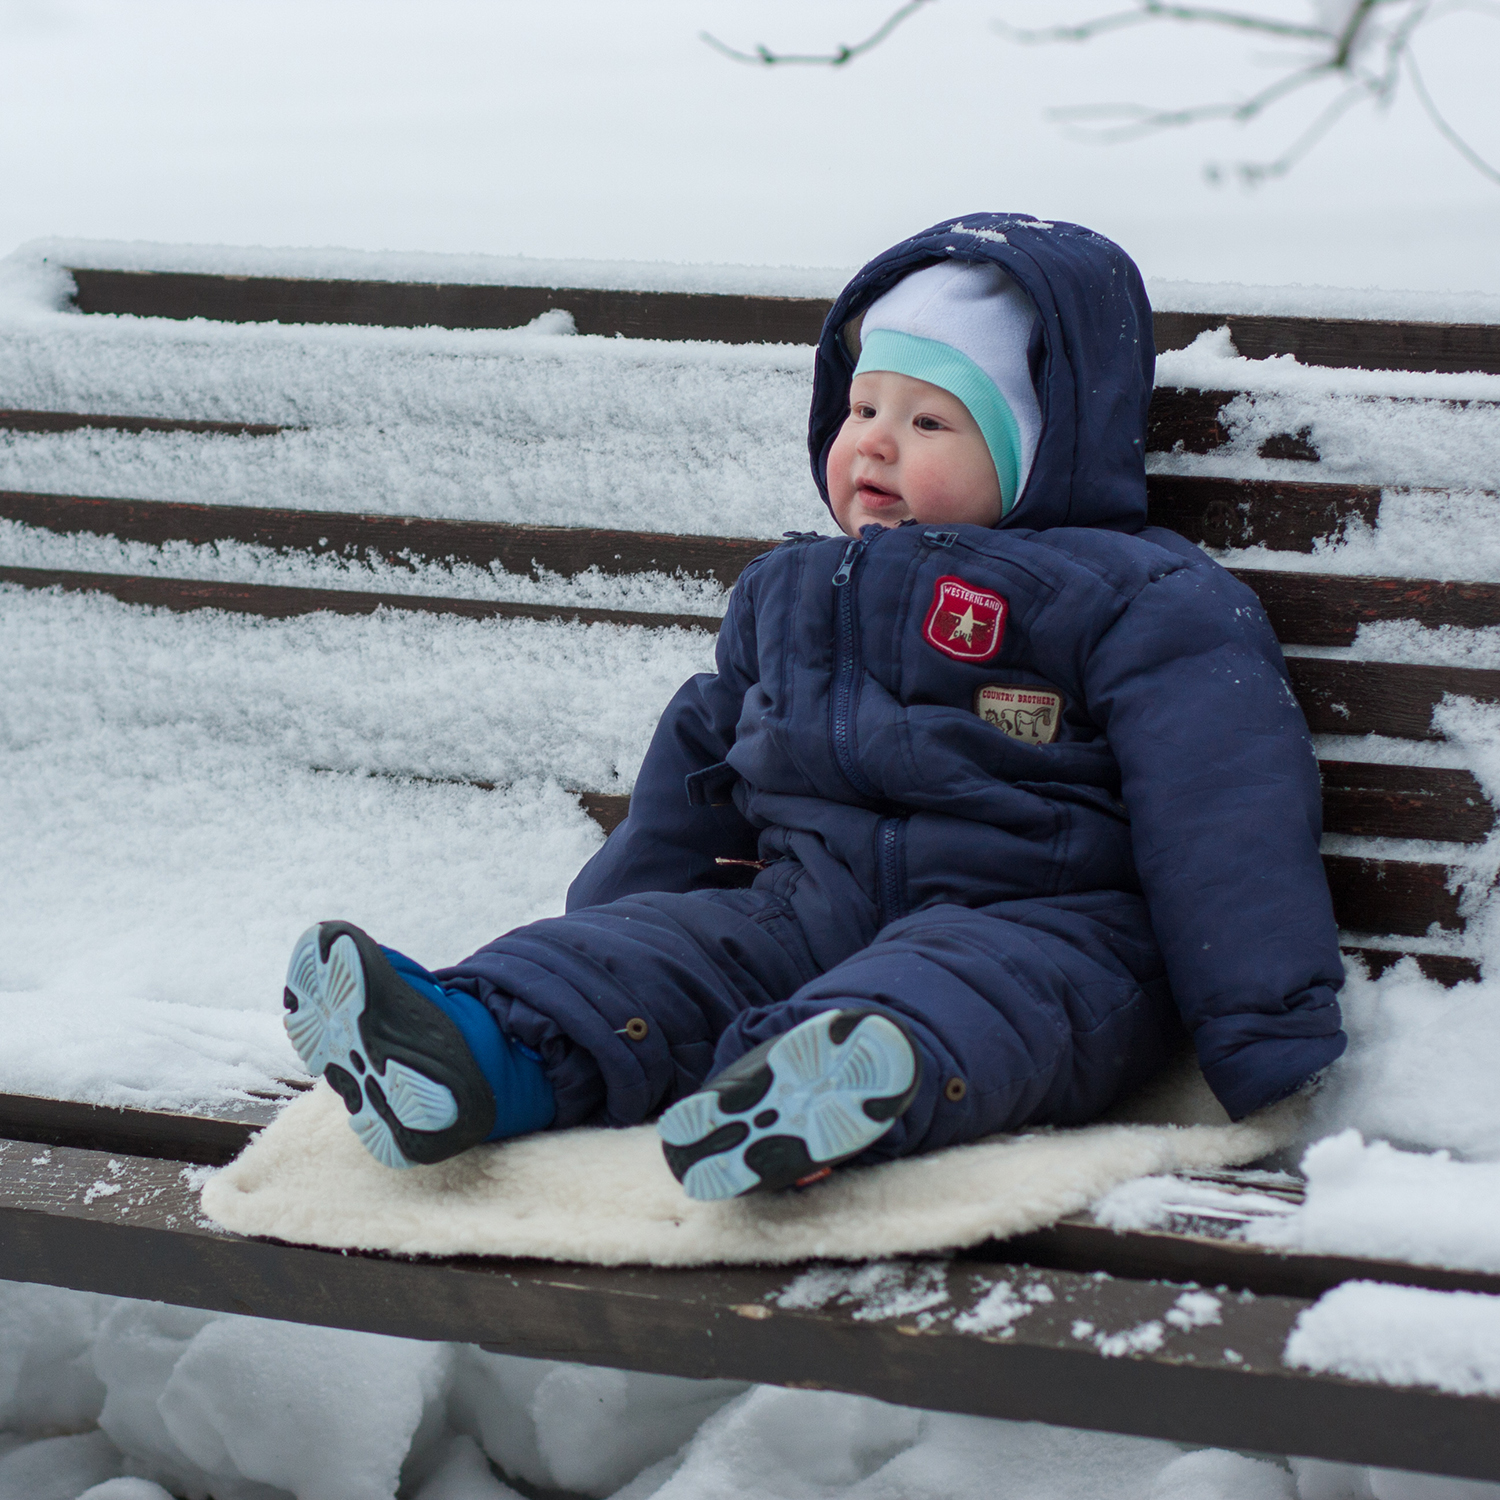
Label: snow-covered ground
xmin=1 ymin=1277 xmax=1491 ymax=1500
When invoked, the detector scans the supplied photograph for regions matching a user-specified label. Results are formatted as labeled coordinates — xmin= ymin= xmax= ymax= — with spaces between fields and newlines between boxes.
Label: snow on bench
xmin=4 ymin=257 xmax=1500 ymax=1483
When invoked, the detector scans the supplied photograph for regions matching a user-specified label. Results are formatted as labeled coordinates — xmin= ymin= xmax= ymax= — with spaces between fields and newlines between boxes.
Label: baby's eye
xmin=914 ymin=415 xmax=945 ymax=431
xmin=852 ymin=402 xmax=877 ymax=419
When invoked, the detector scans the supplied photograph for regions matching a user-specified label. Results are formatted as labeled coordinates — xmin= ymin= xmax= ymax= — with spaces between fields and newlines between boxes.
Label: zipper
xmin=829 ymin=532 xmax=880 ymax=799
xmin=874 ymin=816 xmax=909 ymax=927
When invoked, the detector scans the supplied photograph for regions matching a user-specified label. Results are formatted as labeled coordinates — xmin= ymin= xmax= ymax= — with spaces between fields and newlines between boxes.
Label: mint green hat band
xmin=854 ymin=328 xmax=1024 ymax=515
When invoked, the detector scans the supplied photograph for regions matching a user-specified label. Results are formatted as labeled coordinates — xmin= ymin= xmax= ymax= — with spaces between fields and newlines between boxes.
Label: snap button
xmin=944 ymin=1077 xmax=967 ymax=1103
xmin=623 ymin=1017 xmax=650 ymax=1042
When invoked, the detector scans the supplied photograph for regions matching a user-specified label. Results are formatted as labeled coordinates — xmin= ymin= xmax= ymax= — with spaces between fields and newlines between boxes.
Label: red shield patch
xmin=922 ymin=575 xmax=1008 ymax=662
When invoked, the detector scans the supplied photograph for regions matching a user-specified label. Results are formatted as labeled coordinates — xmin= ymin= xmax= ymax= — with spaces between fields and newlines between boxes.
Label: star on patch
xmin=921 ymin=576 xmax=1008 ymax=662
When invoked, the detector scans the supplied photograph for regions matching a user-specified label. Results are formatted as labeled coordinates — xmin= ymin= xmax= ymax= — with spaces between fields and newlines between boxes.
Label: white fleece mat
xmin=201 ymin=1051 xmax=1302 ymax=1266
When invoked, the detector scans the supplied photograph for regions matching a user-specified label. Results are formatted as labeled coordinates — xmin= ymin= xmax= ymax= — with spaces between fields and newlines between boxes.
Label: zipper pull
xmin=923 ymin=530 xmax=959 ymax=548
xmin=832 ymin=535 xmax=864 ymax=587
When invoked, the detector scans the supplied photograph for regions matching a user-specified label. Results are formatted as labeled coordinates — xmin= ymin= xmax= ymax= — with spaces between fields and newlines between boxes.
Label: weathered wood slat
xmin=0 ymin=481 xmax=1432 ymax=587
xmin=66 ymin=269 xmax=1500 ymax=374
xmin=1152 ymin=311 xmax=1500 ymax=375
xmin=1318 ymin=761 xmax=1491 ymax=843
xmin=0 ymin=490 xmax=773 ymax=584
xmin=67 ymin=270 xmax=834 ymax=346
xmin=1344 ymin=946 xmax=1482 ymax=985
xmin=1235 ymin=570 xmax=1500 ymax=646
xmin=0 ymin=1093 xmax=276 ymax=1166
xmin=0 ymin=393 xmax=1328 ymax=462
xmin=1146 ymin=474 xmax=1382 ymax=553
xmin=1287 ymin=656 xmax=1500 ymax=740
xmin=0 ymin=409 xmax=286 ymax=438
xmin=1323 ymin=854 xmax=1465 ymax=935
xmin=0 ymin=566 xmax=720 ymax=633
xmin=991 ymin=1212 xmax=1500 ymax=1303
xmin=6 ymin=1138 xmax=1500 ymax=1482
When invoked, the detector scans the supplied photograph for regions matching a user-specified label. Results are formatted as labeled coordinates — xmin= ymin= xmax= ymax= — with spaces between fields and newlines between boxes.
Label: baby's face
xmin=826 ymin=371 xmax=1003 ymax=536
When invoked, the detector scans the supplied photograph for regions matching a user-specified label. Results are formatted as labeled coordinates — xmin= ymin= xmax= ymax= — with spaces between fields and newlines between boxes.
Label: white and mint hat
xmin=852 ymin=261 xmax=1042 ymax=516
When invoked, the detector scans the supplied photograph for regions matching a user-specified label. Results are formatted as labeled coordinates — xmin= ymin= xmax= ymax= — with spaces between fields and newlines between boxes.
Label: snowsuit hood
xmin=810 ymin=213 xmax=1155 ymax=533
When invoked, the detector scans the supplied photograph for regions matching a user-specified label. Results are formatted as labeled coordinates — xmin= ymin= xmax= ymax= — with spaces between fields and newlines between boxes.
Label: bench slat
xmin=0 ymin=483 xmax=1431 ymax=591
xmin=8 ymin=566 xmax=1490 ymax=744
xmin=0 ymin=490 xmax=773 ymax=584
xmin=1287 ymin=656 xmax=1500 ymax=739
xmin=1319 ymin=761 xmax=1491 ymax=843
xmin=1343 ymin=947 xmax=1481 ymax=985
xmin=64 ymin=270 xmax=1500 ymax=374
xmin=0 ymin=1093 xmax=274 ymax=1165
xmin=1237 ymin=571 xmax=1500 ymax=646
xmin=0 ymin=395 xmax=1335 ymax=467
xmin=0 ymin=565 xmax=721 ymax=633
xmin=6 ymin=1136 xmax=1500 ymax=1481
xmin=0 ymin=410 xmax=286 ymax=438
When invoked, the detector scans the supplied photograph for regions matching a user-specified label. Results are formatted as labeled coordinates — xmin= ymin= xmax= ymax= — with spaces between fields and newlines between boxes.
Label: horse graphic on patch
xmin=974 ymin=684 xmax=1064 ymax=745
xmin=922 ymin=576 xmax=1007 ymax=662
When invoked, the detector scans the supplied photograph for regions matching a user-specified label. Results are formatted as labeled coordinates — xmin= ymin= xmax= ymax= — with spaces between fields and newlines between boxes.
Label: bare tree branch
xmin=1403 ymin=41 xmax=1500 ymax=182
xmin=992 ymin=3 xmax=1333 ymax=47
xmin=701 ymin=0 xmax=935 ymax=67
xmin=701 ymin=0 xmax=1498 ymax=188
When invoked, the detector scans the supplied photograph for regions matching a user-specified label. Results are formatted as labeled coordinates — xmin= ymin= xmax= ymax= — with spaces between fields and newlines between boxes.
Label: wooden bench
xmin=3 ymin=266 xmax=1499 ymax=1482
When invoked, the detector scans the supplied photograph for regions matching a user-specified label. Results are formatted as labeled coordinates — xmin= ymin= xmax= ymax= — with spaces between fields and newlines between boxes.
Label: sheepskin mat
xmin=201 ymin=1051 xmax=1301 ymax=1266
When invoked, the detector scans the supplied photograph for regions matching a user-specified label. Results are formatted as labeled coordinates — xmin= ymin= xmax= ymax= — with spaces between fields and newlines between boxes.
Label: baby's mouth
xmin=856 ymin=481 xmax=904 ymax=509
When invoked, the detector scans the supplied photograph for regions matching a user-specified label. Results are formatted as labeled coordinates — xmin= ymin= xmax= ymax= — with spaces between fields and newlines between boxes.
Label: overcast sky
xmin=1 ymin=0 xmax=1496 ymax=291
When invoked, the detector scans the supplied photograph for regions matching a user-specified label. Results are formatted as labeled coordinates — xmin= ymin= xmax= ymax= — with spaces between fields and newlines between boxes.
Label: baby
xmin=282 ymin=215 xmax=1347 ymax=1201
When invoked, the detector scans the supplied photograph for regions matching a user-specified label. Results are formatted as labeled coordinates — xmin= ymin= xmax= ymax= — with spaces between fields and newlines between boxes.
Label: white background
xmin=0 ymin=0 xmax=1496 ymax=290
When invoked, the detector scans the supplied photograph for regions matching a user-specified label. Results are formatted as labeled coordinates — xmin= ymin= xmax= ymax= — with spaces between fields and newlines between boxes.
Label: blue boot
xmin=283 ymin=921 xmax=554 ymax=1170
xmin=657 ymin=1009 xmax=920 ymax=1200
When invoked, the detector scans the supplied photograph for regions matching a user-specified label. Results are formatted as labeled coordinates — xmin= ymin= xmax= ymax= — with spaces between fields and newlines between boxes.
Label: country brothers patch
xmin=922 ymin=575 xmax=1008 ymax=662
xmin=975 ymin=684 xmax=1063 ymax=745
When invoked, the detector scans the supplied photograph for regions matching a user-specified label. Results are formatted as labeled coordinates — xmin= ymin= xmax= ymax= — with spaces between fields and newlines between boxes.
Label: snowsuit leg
xmin=712 ymin=891 xmax=1184 ymax=1161
xmin=441 ymin=863 xmax=1180 ymax=1155
xmin=437 ymin=859 xmax=875 ymax=1130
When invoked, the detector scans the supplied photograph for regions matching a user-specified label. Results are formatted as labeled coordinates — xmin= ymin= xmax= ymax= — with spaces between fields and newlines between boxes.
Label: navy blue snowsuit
xmin=440 ymin=214 xmax=1346 ymax=1150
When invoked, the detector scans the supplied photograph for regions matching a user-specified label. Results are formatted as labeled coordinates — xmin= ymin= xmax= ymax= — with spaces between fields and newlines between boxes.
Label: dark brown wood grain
xmin=66 ymin=270 xmax=1500 ymax=373
xmin=988 ymin=1214 xmax=1500 ymax=1302
xmin=1318 ymin=761 xmax=1492 ymax=843
xmin=8 ymin=1139 xmax=1500 ymax=1481
xmin=1235 ymin=570 xmax=1500 ymax=646
xmin=1344 ymin=947 xmax=1482 ymax=985
xmin=67 ymin=269 xmax=834 ymax=346
xmin=0 ymin=409 xmax=285 ymax=437
xmin=1287 ymin=656 xmax=1500 ymax=739
xmin=0 ymin=478 xmax=1403 ymax=577
xmin=1147 ymin=474 xmax=1382 ymax=552
xmin=0 ymin=566 xmax=721 ymax=633
xmin=1324 ymin=854 xmax=1466 ymax=935
xmin=0 ymin=490 xmax=771 ymax=584
xmin=0 ymin=1093 xmax=275 ymax=1165
xmin=1152 ymin=311 xmax=1500 ymax=375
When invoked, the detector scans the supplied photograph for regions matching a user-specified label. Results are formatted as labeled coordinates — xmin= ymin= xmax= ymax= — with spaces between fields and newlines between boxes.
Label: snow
xmin=1285 ymin=1281 xmax=1500 ymax=1399
xmin=1252 ymin=1132 xmax=1500 ymax=1273
xmin=0 ymin=270 xmax=821 ymax=539
xmin=0 ymin=586 xmax=711 ymax=1108
xmin=7 ymin=1274 xmax=1357 ymax=1500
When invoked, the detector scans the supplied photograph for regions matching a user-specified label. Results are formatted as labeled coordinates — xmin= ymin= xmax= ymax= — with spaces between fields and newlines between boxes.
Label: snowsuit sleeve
xmin=1082 ymin=558 xmax=1346 ymax=1119
xmin=565 ymin=562 xmax=765 ymax=912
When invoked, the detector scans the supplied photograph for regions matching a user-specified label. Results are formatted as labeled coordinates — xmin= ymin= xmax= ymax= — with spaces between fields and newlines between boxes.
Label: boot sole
xmin=657 ymin=1011 xmax=918 ymax=1201
xmin=283 ymin=923 xmax=483 ymax=1169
